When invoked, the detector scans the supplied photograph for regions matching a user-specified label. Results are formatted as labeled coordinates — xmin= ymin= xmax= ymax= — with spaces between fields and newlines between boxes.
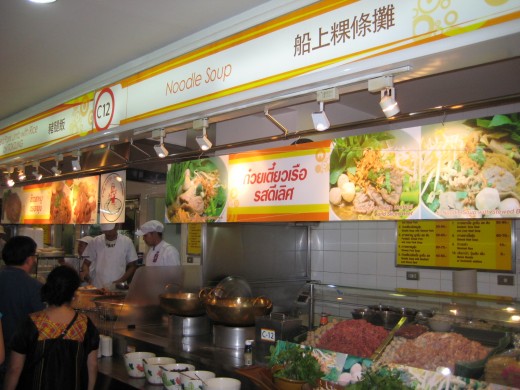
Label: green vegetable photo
xmin=165 ymin=158 xmax=227 ymax=223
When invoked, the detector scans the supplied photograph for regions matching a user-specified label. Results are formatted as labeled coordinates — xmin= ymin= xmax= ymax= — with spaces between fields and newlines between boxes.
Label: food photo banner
xmin=164 ymin=111 xmax=520 ymax=223
xmin=2 ymin=176 xmax=99 ymax=224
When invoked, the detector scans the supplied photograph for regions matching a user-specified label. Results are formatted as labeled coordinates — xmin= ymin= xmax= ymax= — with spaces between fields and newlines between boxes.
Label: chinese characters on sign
xmin=294 ymin=5 xmax=396 ymax=56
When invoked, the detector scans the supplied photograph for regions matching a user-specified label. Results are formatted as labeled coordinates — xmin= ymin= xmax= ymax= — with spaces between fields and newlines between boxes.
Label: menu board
xmin=397 ymin=220 xmax=513 ymax=271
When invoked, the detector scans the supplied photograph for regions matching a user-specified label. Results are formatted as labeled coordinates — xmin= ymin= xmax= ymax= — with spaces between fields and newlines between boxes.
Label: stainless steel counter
xmin=95 ymin=322 xmax=259 ymax=389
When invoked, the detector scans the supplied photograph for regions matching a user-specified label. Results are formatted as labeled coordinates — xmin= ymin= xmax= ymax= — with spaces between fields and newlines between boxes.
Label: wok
xmin=202 ymin=293 xmax=273 ymax=326
xmin=92 ymin=294 xmax=126 ymax=321
xmin=159 ymin=292 xmax=205 ymax=317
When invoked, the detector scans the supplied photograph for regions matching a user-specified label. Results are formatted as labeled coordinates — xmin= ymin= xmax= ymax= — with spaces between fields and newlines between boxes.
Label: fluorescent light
xmin=29 ymin=0 xmax=56 ymax=3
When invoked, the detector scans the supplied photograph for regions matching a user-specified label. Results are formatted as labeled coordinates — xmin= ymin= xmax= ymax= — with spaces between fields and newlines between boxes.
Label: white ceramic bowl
xmin=161 ymin=363 xmax=196 ymax=390
xmin=123 ymin=352 xmax=156 ymax=378
xmin=144 ymin=356 xmax=177 ymax=384
xmin=181 ymin=370 xmax=216 ymax=390
xmin=203 ymin=377 xmax=241 ymax=390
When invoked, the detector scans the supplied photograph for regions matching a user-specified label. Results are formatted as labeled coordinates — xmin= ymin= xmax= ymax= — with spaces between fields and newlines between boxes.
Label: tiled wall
xmin=310 ymin=221 xmax=520 ymax=299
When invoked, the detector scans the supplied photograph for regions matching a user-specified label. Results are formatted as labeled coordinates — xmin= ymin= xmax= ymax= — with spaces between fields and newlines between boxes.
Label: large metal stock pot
xmin=159 ymin=292 xmax=205 ymax=317
xmin=201 ymin=288 xmax=273 ymax=326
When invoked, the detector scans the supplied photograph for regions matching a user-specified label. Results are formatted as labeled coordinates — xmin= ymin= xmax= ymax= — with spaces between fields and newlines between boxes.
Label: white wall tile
xmin=340 ymin=229 xmax=358 ymax=251
xmin=358 ymin=253 xmax=378 ymax=275
xmin=324 ymin=251 xmax=341 ymax=273
xmin=324 ymin=229 xmax=341 ymax=251
xmin=311 ymin=250 xmax=324 ymax=272
xmin=341 ymin=252 xmax=358 ymax=274
xmin=311 ymin=229 xmax=324 ymax=251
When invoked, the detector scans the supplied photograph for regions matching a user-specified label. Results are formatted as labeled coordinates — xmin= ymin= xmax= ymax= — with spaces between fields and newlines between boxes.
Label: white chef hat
xmin=136 ymin=220 xmax=164 ymax=236
xmin=77 ymin=236 xmax=93 ymax=245
xmin=100 ymin=223 xmax=116 ymax=231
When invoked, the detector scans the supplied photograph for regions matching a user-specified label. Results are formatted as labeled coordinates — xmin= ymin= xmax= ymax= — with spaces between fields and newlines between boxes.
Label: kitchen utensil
xmin=159 ymin=292 xmax=205 ymax=317
xmin=213 ymin=276 xmax=252 ymax=298
xmin=202 ymin=295 xmax=273 ymax=326
xmin=180 ymin=370 xmax=215 ymax=390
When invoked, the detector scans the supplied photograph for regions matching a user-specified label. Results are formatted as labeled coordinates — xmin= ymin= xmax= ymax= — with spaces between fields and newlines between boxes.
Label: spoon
xmin=179 ymin=371 xmax=207 ymax=385
xmin=160 ymin=365 xmax=189 ymax=373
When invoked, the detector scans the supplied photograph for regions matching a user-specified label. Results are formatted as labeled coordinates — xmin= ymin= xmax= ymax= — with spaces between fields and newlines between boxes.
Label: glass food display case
xmin=305 ymin=281 xmax=520 ymax=332
xmin=294 ymin=282 xmax=520 ymax=388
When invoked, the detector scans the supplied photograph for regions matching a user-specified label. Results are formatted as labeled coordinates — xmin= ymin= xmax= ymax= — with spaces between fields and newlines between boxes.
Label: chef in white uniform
xmin=136 ymin=220 xmax=180 ymax=266
xmin=80 ymin=223 xmax=138 ymax=289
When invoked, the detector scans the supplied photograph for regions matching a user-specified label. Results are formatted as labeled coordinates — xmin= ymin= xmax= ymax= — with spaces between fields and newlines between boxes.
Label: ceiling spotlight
xmin=368 ymin=75 xmax=400 ymax=118
xmin=71 ymin=150 xmax=81 ymax=171
xmin=311 ymin=88 xmax=337 ymax=132
xmin=6 ymin=167 xmax=14 ymax=187
xmin=52 ymin=154 xmax=62 ymax=176
xmin=153 ymin=129 xmax=169 ymax=158
xmin=380 ymin=87 xmax=400 ymax=117
xmin=32 ymin=162 xmax=43 ymax=181
xmin=18 ymin=166 xmax=26 ymax=181
xmin=312 ymin=101 xmax=330 ymax=131
xmin=194 ymin=118 xmax=212 ymax=151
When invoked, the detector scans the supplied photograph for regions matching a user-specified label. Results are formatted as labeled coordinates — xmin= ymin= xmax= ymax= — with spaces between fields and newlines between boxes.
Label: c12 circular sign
xmin=94 ymin=87 xmax=115 ymax=130
xmin=101 ymin=173 xmax=125 ymax=222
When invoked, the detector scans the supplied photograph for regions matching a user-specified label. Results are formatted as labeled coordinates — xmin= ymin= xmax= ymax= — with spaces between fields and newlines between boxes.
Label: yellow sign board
xmin=397 ymin=220 xmax=513 ymax=271
xmin=187 ymin=224 xmax=202 ymax=255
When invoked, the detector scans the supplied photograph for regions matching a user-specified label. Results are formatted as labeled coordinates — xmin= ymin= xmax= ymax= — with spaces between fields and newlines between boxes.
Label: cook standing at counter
xmin=136 ymin=220 xmax=180 ymax=266
xmin=80 ymin=224 xmax=138 ymax=289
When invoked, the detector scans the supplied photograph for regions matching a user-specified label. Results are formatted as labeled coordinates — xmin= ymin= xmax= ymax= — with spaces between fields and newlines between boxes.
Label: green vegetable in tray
xmin=346 ymin=366 xmax=413 ymax=389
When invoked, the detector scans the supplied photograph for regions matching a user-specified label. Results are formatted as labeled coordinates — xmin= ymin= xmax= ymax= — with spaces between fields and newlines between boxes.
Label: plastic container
xmin=244 ymin=340 xmax=253 ymax=366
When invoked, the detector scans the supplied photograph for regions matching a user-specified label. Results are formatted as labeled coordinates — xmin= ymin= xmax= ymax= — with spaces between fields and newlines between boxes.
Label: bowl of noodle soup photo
xmin=165 ymin=157 xmax=227 ymax=223
xmin=420 ymin=114 xmax=520 ymax=219
xmin=329 ymin=130 xmax=420 ymax=221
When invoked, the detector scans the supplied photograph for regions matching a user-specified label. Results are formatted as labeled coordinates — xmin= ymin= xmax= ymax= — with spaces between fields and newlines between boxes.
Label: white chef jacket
xmin=83 ymin=234 xmax=138 ymax=289
xmin=145 ymin=240 xmax=180 ymax=267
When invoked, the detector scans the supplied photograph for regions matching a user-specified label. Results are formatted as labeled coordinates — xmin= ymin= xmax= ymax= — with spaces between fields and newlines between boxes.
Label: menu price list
xmin=397 ymin=220 xmax=512 ymax=271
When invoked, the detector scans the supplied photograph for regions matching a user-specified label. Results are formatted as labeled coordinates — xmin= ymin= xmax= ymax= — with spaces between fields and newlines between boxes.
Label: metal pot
xmin=202 ymin=294 xmax=273 ymax=326
xmin=92 ymin=294 xmax=126 ymax=321
xmin=159 ymin=292 xmax=205 ymax=317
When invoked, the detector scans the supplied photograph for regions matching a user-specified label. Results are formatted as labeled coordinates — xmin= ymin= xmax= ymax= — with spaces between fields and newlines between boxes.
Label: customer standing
xmin=0 ymin=226 xmax=7 ymax=263
xmin=136 ymin=220 xmax=180 ymax=266
xmin=80 ymin=224 xmax=138 ymax=289
xmin=0 ymin=315 xmax=5 ymax=365
xmin=4 ymin=266 xmax=99 ymax=390
xmin=0 ymin=236 xmax=44 ymax=385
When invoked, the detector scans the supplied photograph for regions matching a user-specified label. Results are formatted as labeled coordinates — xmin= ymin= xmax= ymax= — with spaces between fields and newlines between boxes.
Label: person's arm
xmin=4 ymin=351 xmax=26 ymax=390
xmin=0 ymin=319 xmax=4 ymax=365
xmin=113 ymin=261 xmax=137 ymax=284
xmin=80 ymin=259 xmax=92 ymax=283
xmin=87 ymin=349 xmax=98 ymax=390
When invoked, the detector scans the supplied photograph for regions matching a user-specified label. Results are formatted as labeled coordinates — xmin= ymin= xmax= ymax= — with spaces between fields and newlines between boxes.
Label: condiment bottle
xmin=320 ymin=312 xmax=329 ymax=326
xmin=244 ymin=339 xmax=253 ymax=366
